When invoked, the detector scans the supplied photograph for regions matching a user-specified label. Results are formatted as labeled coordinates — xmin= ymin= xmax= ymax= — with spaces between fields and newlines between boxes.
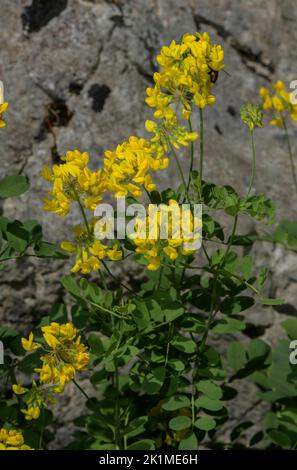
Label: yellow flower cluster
xmin=146 ymin=32 xmax=224 ymax=123
xmin=61 ymin=220 xmax=122 ymax=274
xmin=42 ymin=150 xmax=106 ymax=217
xmin=0 ymin=428 xmax=33 ymax=450
xmin=37 ymin=322 xmax=89 ymax=393
xmin=0 ymin=102 xmax=8 ymax=128
xmin=260 ymin=80 xmax=297 ymax=127
xmin=131 ymin=200 xmax=201 ymax=270
xmin=145 ymin=119 xmax=198 ymax=158
xmin=104 ymin=136 xmax=168 ymax=197
xmin=13 ymin=381 xmax=45 ymax=421
xmin=16 ymin=322 xmax=89 ymax=419
xmin=41 ymin=33 xmax=216 ymax=273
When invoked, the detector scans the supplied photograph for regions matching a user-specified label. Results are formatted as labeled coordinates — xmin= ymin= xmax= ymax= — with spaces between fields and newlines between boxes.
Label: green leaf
xmin=196 ymin=380 xmax=223 ymax=400
xmin=281 ymin=319 xmax=297 ymax=340
xmin=0 ymin=175 xmax=29 ymax=198
xmin=246 ymin=339 xmax=269 ymax=362
xmin=273 ymin=220 xmax=297 ymax=252
xmin=34 ymin=242 xmax=68 ymax=259
xmin=227 ymin=342 xmax=247 ymax=372
xmin=168 ymin=359 xmax=185 ymax=372
xmin=61 ymin=275 xmax=81 ymax=297
xmin=194 ymin=416 xmax=216 ymax=431
xmin=162 ymin=395 xmax=191 ymax=411
xmin=6 ymin=221 xmax=29 ymax=252
xmin=260 ymin=298 xmax=284 ymax=306
xmin=221 ymin=296 xmax=254 ymax=315
xmin=268 ymin=430 xmax=292 ymax=448
xmin=169 ymin=416 xmax=192 ymax=431
xmin=257 ymin=267 xmax=268 ymax=290
xmin=195 ymin=396 xmax=223 ymax=411
xmin=127 ymin=439 xmax=155 ymax=450
xmin=212 ymin=318 xmax=246 ymax=334
xmin=142 ymin=366 xmax=165 ymax=394
xmin=88 ymin=334 xmax=104 ymax=357
xmin=241 ymin=256 xmax=253 ymax=280
xmin=125 ymin=416 xmax=148 ymax=439
xmin=19 ymin=352 xmax=42 ymax=373
xmin=171 ymin=336 xmax=196 ymax=354
xmin=178 ymin=432 xmax=198 ymax=450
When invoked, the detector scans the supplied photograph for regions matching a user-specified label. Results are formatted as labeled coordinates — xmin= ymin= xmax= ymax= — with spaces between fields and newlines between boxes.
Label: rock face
xmin=1 ymin=0 xmax=297 ymax=448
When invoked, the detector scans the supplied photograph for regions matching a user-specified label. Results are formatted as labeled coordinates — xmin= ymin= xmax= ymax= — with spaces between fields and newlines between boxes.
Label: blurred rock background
xmin=1 ymin=0 xmax=297 ymax=448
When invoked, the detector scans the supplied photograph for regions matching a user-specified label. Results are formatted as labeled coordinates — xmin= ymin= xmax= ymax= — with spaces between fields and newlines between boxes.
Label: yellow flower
xmin=41 ymin=150 xmax=106 ymax=217
xmin=21 ymin=332 xmax=40 ymax=351
xmin=104 ymin=136 xmax=167 ymax=198
xmin=260 ymin=80 xmax=297 ymax=127
xmin=131 ymin=200 xmax=201 ymax=270
xmin=60 ymin=241 xmax=76 ymax=253
xmin=12 ymin=384 xmax=28 ymax=395
xmin=146 ymin=32 xmax=224 ymax=122
xmin=0 ymin=428 xmax=33 ymax=450
xmin=34 ymin=322 xmax=89 ymax=392
xmin=21 ymin=406 xmax=40 ymax=421
xmin=0 ymin=102 xmax=8 ymax=128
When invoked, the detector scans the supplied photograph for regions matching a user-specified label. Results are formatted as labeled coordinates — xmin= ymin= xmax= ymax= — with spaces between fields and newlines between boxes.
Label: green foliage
xmin=0 ymin=175 xmax=29 ymax=198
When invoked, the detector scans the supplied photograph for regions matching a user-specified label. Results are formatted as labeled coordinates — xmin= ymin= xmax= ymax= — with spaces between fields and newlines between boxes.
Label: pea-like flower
xmin=0 ymin=428 xmax=33 ymax=450
xmin=260 ymin=80 xmax=297 ymax=127
xmin=130 ymin=200 xmax=202 ymax=270
xmin=60 ymin=220 xmax=122 ymax=274
xmin=104 ymin=136 xmax=168 ymax=198
xmin=0 ymin=102 xmax=8 ymax=128
xmin=19 ymin=323 xmax=89 ymax=396
xmin=42 ymin=150 xmax=106 ymax=217
xmin=146 ymin=32 xmax=224 ymax=123
xmin=35 ymin=322 xmax=89 ymax=393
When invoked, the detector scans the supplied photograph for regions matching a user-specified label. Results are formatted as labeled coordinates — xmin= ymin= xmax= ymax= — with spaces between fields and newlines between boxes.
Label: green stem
xmin=123 ymin=410 xmax=130 ymax=450
xmin=191 ymin=391 xmax=196 ymax=428
xmin=72 ymin=185 xmax=91 ymax=236
xmin=102 ymin=259 xmax=136 ymax=295
xmin=193 ymin=210 xmax=239 ymax=398
xmin=88 ymin=298 xmax=127 ymax=319
xmin=156 ymin=265 xmax=163 ymax=291
xmin=39 ymin=409 xmax=45 ymax=450
xmin=186 ymin=118 xmax=195 ymax=197
xmin=72 ymin=378 xmax=89 ymax=400
xmin=114 ymin=364 xmax=121 ymax=450
xmin=199 ymin=108 xmax=204 ymax=182
xmin=168 ymin=141 xmax=188 ymax=200
xmin=247 ymin=129 xmax=256 ymax=197
xmin=282 ymin=116 xmax=297 ymax=196
xmin=164 ymin=322 xmax=174 ymax=369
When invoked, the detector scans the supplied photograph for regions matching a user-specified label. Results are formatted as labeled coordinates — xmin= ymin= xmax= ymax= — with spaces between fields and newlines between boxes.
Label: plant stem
xmin=114 ymin=364 xmax=121 ymax=450
xmin=39 ymin=409 xmax=45 ymax=450
xmin=191 ymin=391 xmax=196 ymax=428
xmin=186 ymin=118 xmax=195 ymax=197
xmin=282 ymin=116 xmax=297 ymax=196
xmin=193 ymin=209 xmax=239 ymax=397
xmin=247 ymin=129 xmax=256 ymax=197
xmin=164 ymin=322 xmax=174 ymax=369
xmin=199 ymin=108 xmax=204 ymax=182
xmin=168 ymin=141 xmax=188 ymax=200
xmin=102 ymin=259 xmax=136 ymax=295
xmin=72 ymin=185 xmax=91 ymax=236
xmin=72 ymin=378 xmax=89 ymax=400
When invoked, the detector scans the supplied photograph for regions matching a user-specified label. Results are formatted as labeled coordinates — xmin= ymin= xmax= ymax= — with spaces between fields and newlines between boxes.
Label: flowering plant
xmin=1 ymin=31 xmax=297 ymax=451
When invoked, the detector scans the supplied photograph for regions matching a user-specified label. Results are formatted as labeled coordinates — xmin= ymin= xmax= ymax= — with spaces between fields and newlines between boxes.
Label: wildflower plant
xmin=0 ymin=32 xmax=296 ymax=451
